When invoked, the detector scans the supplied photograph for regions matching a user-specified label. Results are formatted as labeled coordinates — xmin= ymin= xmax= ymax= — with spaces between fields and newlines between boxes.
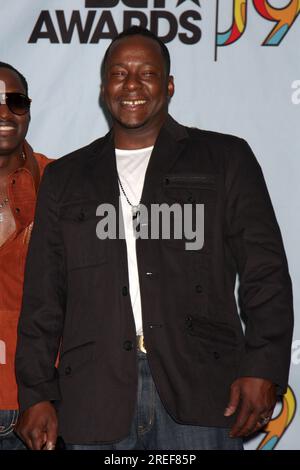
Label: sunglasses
xmin=0 ymin=92 xmax=31 ymax=115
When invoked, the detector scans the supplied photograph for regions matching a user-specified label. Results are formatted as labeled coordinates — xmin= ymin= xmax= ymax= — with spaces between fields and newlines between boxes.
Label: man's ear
xmin=167 ymin=76 xmax=175 ymax=99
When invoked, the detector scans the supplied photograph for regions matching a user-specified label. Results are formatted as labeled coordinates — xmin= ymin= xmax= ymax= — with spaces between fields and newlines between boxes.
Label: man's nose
xmin=0 ymin=102 xmax=12 ymax=118
xmin=123 ymin=73 xmax=142 ymax=91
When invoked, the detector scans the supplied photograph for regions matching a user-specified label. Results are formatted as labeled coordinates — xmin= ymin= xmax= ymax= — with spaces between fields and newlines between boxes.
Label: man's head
xmin=101 ymin=27 xmax=174 ymax=146
xmin=102 ymin=26 xmax=171 ymax=78
xmin=0 ymin=62 xmax=31 ymax=157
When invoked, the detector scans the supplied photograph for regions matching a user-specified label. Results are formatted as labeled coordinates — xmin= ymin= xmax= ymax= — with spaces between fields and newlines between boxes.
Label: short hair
xmin=102 ymin=26 xmax=171 ymax=77
xmin=0 ymin=62 xmax=29 ymax=95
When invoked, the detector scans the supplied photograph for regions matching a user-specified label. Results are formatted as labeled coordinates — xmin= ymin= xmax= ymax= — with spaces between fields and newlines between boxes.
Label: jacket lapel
xmin=81 ymin=115 xmax=188 ymax=207
xmin=141 ymin=115 xmax=189 ymax=207
xmin=83 ymin=131 xmax=120 ymax=205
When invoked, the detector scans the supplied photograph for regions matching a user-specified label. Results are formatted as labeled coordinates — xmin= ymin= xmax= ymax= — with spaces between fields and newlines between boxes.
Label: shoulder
xmin=185 ymin=125 xmax=247 ymax=151
xmin=183 ymin=125 xmax=257 ymax=172
xmin=37 ymin=135 xmax=110 ymax=200
xmin=46 ymin=136 xmax=108 ymax=174
xmin=167 ymin=115 xmax=249 ymax=155
xmin=32 ymin=152 xmax=53 ymax=175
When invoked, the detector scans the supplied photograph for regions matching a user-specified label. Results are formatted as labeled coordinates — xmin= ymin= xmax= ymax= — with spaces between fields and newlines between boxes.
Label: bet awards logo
xmin=28 ymin=0 xmax=202 ymax=45
xmin=28 ymin=0 xmax=299 ymax=59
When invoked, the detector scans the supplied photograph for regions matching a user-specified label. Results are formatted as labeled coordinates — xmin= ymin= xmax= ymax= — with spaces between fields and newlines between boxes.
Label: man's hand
xmin=224 ymin=377 xmax=277 ymax=438
xmin=15 ymin=401 xmax=58 ymax=450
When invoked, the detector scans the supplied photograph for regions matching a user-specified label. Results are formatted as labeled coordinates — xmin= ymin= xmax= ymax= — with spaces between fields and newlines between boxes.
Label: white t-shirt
xmin=115 ymin=146 xmax=153 ymax=335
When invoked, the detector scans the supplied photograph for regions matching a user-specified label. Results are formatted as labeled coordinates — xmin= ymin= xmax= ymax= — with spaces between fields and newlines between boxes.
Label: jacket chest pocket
xmin=164 ymin=174 xmax=217 ymax=201
xmin=156 ymin=174 xmax=217 ymax=252
xmin=59 ymin=201 xmax=108 ymax=271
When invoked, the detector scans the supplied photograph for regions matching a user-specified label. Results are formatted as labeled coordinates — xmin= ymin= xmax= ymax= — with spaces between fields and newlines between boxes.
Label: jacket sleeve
xmin=15 ymin=163 xmax=65 ymax=412
xmin=225 ymin=138 xmax=294 ymax=394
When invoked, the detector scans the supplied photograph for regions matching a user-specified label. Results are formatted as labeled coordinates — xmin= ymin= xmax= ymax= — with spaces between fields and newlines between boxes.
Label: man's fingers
xmin=16 ymin=402 xmax=58 ymax=451
xmin=30 ymin=429 xmax=47 ymax=450
xmin=45 ymin=441 xmax=56 ymax=451
xmin=234 ymin=411 xmax=260 ymax=437
xmin=230 ymin=401 xmax=252 ymax=437
xmin=44 ymin=419 xmax=58 ymax=451
xmin=250 ymin=409 xmax=273 ymax=435
xmin=15 ymin=426 xmax=34 ymax=450
xmin=21 ymin=435 xmax=33 ymax=451
xmin=224 ymin=383 xmax=241 ymax=416
xmin=251 ymin=417 xmax=270 ymax=435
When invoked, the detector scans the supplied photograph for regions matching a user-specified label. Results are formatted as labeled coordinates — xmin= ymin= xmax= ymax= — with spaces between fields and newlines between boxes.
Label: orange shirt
xmin=0 ymin=141 xmax=51 ymax=409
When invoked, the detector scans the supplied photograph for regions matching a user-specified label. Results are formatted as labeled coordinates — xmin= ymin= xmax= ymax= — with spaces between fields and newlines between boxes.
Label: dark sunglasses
xmin=0 ymin=92 xmax=31 ymax=115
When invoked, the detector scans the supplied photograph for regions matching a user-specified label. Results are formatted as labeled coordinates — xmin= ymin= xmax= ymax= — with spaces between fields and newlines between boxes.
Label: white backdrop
xmin=0 ymin=0 xmax=299 ymax=450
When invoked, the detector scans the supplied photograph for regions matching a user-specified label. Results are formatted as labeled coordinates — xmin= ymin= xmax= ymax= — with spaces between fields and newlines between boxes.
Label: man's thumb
xmin=224 ymin=383 xmax=240 ymax=416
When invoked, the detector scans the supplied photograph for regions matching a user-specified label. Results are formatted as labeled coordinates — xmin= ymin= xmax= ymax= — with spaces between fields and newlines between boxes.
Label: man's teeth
xmin=0 ymin=126 xmax=15 ymax=130
xmin=122 ymin=100 xmax=146 ymax=105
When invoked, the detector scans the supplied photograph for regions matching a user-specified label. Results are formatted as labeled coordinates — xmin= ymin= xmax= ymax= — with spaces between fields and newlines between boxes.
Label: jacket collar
xmin=22 ymin=140 xmax=40 ymax=193
xmin=85 ymin=114 xmax=189 ymax=205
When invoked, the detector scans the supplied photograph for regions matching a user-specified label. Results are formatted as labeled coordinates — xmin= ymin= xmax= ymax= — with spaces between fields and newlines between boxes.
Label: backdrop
xmin=0 ymin=0 xmax=299 ymax=450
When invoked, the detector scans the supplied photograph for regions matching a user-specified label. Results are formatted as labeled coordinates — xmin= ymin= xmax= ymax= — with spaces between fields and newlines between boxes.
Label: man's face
xmin=0 ymin=68 xmax=30 ymax=157
xmin=101 ymin=35 xmax=174 ymax=132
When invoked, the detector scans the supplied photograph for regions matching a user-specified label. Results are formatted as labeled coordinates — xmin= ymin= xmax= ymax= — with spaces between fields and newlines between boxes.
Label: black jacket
xmin=16 ymin=116 xmax=293 ymax=444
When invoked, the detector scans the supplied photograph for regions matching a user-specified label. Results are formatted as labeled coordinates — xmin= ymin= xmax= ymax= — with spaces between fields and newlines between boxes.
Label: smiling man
xmin=15 ymin=27 xmax=293 ymax=450
xmin=0 ymin=62 xmax=51 ymax=450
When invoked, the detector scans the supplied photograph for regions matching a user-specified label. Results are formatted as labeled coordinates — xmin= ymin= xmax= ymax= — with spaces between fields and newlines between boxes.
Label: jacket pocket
xmin=164 ymin=174 xmax=216 ymax=188
xmin=58 ymin=340 xmax=96 ymax=378
xmin=185 ymin=315 xmax=238 ymax=352
xmin=163 ymin=174 xmax=217 ymax=203
xmin=59 ymin=200 xmax=108 ymax=270
xmin=156 ymin=174 xmax=217 ymax=252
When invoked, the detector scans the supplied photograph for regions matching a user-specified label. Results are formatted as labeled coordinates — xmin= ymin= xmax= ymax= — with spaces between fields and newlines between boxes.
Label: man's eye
xmin=111 ymin=71 xmax=126 ymax=77
xmin=142 ymin=71 xmax=156 ymax=77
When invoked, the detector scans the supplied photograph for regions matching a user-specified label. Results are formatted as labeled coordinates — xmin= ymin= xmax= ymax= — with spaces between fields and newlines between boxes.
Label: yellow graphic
xmin=257 ymin=386 xmax=296 ymax=450
xmin=235 ymin=0 xmax=246 ymax=33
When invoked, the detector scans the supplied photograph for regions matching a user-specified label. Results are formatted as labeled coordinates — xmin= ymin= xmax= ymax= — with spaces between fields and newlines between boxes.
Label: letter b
xmin=85 ymin=0 xmax=120 ymax=7
xmin=85 ymin=0 xmax=148 ymax=7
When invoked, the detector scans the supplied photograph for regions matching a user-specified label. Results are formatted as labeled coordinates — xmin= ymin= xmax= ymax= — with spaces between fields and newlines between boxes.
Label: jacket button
xmin=195 ymin=285 xmax=203 ymax=293
xmin=15 ymin=208 xmax=20 ymax=213
xmin=213 ymin=352 xmax=220 ymax=360
xmin=122 ymin=286 xmax=128 ymax=296
xmin=77 ymin=212 xmax=85 ymax=221
xmin=123 ymin=340 xmax=133 ymax=351
xmin=65 ymin=366 xmax=72 ymax=375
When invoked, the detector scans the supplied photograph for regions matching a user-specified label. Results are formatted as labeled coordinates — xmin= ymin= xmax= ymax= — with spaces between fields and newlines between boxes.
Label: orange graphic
xmin=253 ymin=0 xmax=300 ymax=45
xmin=257 ymin=386 xmax=296 ymax=450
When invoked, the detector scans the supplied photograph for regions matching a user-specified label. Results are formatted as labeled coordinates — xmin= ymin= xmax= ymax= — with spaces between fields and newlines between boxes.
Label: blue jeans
xmin=67 ymin=350 xmax=243 ymax=450
xmin=0 ymin=410 xmax=26 ymax=450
